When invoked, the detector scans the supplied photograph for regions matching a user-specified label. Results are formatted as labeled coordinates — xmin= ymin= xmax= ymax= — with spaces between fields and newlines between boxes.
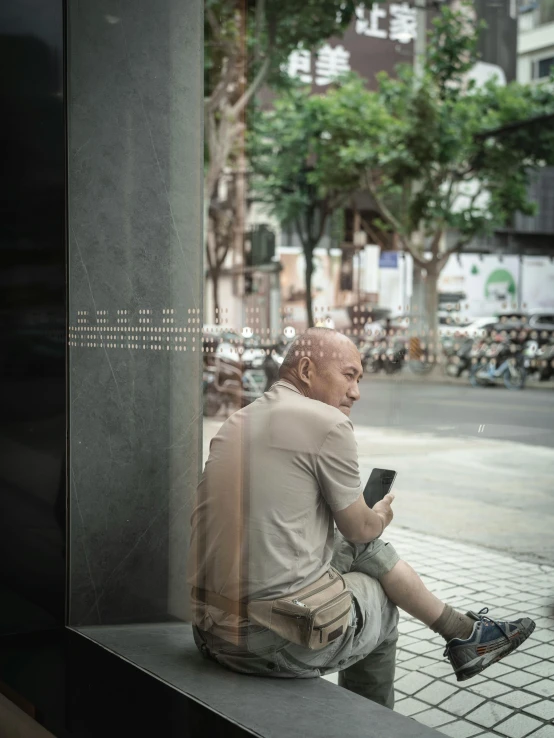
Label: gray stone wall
xmin=67 ymin=0 xmax=203 ymax=625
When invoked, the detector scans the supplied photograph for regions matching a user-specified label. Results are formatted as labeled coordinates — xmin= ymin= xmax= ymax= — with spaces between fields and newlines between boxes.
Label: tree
xmin=322 ymin=2 xmax=554 ymax=347
xmin=203 ymin=0 xmax=378 ymax=317
xmin=248 ymin=85 xmax=365 ymax=326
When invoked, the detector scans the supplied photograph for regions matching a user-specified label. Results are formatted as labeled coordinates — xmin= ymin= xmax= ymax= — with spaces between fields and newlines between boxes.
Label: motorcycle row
xmin=202 ymin=318 xmax=554 ymax=416
xmin=358 ymin=322 xmax=554 ymax=390
xmin=202 ymin=330 xmax=288 ymax=416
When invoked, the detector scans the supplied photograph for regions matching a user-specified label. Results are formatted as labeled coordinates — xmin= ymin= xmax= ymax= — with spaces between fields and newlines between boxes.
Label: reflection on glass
xmin=195 ymin=0 xmax=554 ymax=723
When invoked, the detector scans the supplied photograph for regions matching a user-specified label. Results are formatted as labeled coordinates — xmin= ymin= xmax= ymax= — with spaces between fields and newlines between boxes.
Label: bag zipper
xmin=286 ymin=570 xmax=341 ymax=605
xmin=315 ymin=606 xmax=352 ymax=643
xmin=308 ymin=591 xmax=352 ymax=621
xmin=272 ymin=608 xmax=305 ymax=619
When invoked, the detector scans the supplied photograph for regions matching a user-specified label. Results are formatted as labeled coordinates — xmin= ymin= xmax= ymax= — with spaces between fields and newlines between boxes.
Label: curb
xmin=365 ymin=369 xmax=554 ymax=390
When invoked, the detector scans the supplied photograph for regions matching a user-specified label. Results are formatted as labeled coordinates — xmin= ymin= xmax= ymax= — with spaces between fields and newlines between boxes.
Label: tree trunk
xmin=424 ymin=262 xmax=440 ymax=358
xmin=211 ymin=269 xmax=220 ymax=320
xmin=304 ymin=248 xmax=315 ymax=328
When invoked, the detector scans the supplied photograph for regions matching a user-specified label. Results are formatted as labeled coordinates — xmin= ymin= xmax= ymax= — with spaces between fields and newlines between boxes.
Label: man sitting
xmin=187 ymin=328 xmax=534 ymax=709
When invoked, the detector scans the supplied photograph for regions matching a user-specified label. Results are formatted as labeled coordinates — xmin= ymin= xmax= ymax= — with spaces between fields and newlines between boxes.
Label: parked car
xmin=460 ymin=317 xmax=499 ymax=339
xmin=528 ymin=311 xmax=554 ymax=333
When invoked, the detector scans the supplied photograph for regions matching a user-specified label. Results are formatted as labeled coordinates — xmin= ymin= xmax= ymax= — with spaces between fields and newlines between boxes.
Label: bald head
xmin=279 ymin=328 xmax=353 ymax=377
xmin=279 ymin=328 xmax=363 ymax=416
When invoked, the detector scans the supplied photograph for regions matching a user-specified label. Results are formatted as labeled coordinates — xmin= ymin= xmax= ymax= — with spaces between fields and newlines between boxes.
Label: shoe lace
xmin=473 ymin=607 xmax=512 ymax=643
xmin=442 ymin=607 xmax=510 ymax=658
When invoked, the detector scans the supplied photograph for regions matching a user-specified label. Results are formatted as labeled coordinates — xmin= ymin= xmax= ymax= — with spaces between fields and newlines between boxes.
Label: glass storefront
xmin=1 ymin=1 xmax=554 ymax=736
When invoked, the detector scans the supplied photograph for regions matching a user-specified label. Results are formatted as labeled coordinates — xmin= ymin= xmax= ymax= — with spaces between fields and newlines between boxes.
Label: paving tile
xmin=395 ymin=666 xmax=409 ymax=680
xmin=495 ymin=691 xmax=539 ymax=709
xmin=400 ymin=655 xmax=440 ymax=671
xmin=533 ymin=618 xmax=554 ymax=630
xmin=416 ymin=681 xmax=459 ymax=706
xmin=523 ymin=699 xmax=554 ymax=721
xmin=524 ymin=679 xmax=554 ymax=698
xmin=398 ymin=620 xmax=429 ymax=635
xmin=492 ymin=598 xmax=521 ymax=608
xmin=526 ymin=726 xmax=554 ymax=738
xmin=398 ymin=635 xmax=422 ymax=648
xmin=481 ymin=663 xmax=515 ymax=679
xmin=527 ymin=630 xmax=554 ymax=643
xmin=519 ymin=638 xmax=545 ymax=651
xmin=465 ymin=701 xmax=514 ymax=728
xmin=503 ymin=653 xmax=541 ymax=669
xmin=527 ymin=606 xmax=554 ymax=618
xmin=415 ymin=708 xmax=455 ymax=729
xmin=493 ymin=713 xmax=545 ymax=738
xmin=403 ymin=640 xmax=443 ymax=655
xmin=440 ymin=690 xmax=486 ymax=717
xmin=438 ymin=720 xmax=483 ymax=738
xmin=467 ymin=681 xmax=512 ymax=699
xmin=442 ymin=673 xmax=486 ymax=689
xmin=420 ymin=662 xmax=455 ymax=678
xmin=394 ymin=697 xmax=429 ymax=717
xmin=396 ymin=650 xmax=415 ymax=663
xmin=394 ymin=671 xmax=435 ymax=695
xmin=510 ymin=592 xmax=538 ymax=603
xmin=526 ymin=644 xmax=554 ymax=660
xmin=500 ymin=671 xmax=541 ymax=689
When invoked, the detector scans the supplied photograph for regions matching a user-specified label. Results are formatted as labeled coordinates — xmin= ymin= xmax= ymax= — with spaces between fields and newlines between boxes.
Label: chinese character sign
xmin=285 ymin=45 xmax=351 ymax=86
xmin=389 ymin=3 xmax=417 ymax=43
xmin=355 ymin=2 xmax=387 ymax=38
xmin=285 ymin=49 xmax=313 ymax=83
xmin=283 ymin=2 xmax=417 ymax=89
xmin=315 ymin=44 xmax=351 ymax=85
xmin=355 ymin=2 xmax=416 ymax=44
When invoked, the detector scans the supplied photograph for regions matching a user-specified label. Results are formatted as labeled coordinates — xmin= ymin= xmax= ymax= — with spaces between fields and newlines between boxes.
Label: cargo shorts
xmin=193 ymin=533 xmax=400 ymax=685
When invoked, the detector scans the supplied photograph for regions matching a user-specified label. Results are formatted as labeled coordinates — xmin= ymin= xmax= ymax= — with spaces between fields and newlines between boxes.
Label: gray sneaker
xmin=444 ymin=607 xmax=536 ymax=682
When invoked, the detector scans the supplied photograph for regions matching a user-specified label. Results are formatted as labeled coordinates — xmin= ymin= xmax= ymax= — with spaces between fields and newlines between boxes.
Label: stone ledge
xmin=75 ymin=623 xmax=443 ymax=738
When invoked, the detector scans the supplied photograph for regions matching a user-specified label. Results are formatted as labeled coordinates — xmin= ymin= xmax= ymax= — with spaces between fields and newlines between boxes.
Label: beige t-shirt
xmin=187 ymin=380 xmax=363 ymax=631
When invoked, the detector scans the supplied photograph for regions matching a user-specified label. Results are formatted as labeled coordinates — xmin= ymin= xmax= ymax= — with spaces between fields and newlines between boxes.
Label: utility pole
xmin=413 ymin=0 xmax=427 ymax=82
xmin=410 ymin=0 xmax=428 ymax=325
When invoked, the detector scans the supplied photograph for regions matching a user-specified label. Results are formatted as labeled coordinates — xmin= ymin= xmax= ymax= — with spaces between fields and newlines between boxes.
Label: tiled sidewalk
xmin=325 ymin=527 xmax=554 ymax=738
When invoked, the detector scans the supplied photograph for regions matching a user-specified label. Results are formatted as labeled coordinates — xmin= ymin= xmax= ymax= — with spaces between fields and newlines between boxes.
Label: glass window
xmin=196 ymin=0 xmax=554 ymax=723
xmin=62 ymin=0 xmax=554 ymax=731
xmin=534 ymin=55 xmax=554 ymax=78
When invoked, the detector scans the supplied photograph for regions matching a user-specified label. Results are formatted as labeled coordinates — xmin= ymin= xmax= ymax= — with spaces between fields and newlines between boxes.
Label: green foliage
xmin=249 ymin=0 xmax=554 ymax=294
xmin=248 ymin=81 xmax=363 ymax=236
xmin=308 ymin=2 xmax=554 ymax=260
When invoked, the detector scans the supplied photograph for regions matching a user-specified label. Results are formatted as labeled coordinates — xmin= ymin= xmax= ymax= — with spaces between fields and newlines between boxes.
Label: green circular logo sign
xmin=484 ymin=269 xmax=516 ymax=300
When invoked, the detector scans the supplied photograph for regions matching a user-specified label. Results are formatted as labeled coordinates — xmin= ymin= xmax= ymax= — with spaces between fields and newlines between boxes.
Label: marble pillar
xmin=67 ymin=0 xmax=203 ymax=625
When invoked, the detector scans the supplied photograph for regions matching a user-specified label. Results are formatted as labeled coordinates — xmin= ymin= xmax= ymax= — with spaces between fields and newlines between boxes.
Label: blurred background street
xmin=205 ymin=377 xmax=554 ymax=565
xmin=352 ymin=378 xmax=554 ymax=449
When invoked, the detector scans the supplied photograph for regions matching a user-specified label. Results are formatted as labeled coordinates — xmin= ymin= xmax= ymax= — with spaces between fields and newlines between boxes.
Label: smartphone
xmin=363 ymin=468 xmax=397 ymax=508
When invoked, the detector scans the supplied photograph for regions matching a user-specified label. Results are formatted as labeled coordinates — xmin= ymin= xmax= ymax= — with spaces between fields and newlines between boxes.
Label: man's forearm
xmin=350 ymin=510 xmax=385 ymax=544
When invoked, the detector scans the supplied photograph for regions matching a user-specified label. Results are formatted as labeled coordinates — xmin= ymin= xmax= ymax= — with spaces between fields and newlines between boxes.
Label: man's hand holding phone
xmin=373 ymin=493 xmax=395 ymax=535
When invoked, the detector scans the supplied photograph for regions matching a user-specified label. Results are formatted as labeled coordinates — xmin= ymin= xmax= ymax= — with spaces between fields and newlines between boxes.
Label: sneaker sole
xmin=454 ymin=620 xmax=535 ymax=682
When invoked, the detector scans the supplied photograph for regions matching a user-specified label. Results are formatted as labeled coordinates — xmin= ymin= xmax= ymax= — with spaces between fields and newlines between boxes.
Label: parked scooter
xmin=469 ymin=340 xmax=525 ymax=390
xmin=360 ymin=340 xmax=387 ymax=374
xmin=383 ymin=340 xmax=406 ymax=374
xmin=443 ymin=337 xmax=473 ymax=378
xmin=535 ymin=339 xmax=554 ymax=382
xmin=203 ymin=342 xmax=267 ymax=416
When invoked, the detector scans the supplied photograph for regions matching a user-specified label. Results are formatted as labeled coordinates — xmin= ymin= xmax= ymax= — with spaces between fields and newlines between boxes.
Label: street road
xmin=203 ymin=380 xmax=554 ymax=564
xmin=349 ymin=379 xmax=554 ymax=563
xmin=351 ymin=379 xmax=554 ymax=449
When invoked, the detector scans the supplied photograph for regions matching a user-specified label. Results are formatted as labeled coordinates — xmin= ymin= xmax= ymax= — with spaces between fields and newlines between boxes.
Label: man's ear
xmin=297 ymin=356 xmax=312 ymax=384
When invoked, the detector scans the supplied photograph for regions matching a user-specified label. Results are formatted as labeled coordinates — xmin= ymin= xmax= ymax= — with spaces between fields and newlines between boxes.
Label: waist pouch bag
xmin=247 ymin=568 xmax=353 ymax=650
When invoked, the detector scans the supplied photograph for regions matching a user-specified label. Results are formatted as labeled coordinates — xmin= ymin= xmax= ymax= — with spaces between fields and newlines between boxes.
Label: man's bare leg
xmin=332 ymin=534 xmax=535 ymax=682
xmin=380 ymin=560 xmax=445 ymax=625
xmin=380 ymin=560 xmax=473 ymax=640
